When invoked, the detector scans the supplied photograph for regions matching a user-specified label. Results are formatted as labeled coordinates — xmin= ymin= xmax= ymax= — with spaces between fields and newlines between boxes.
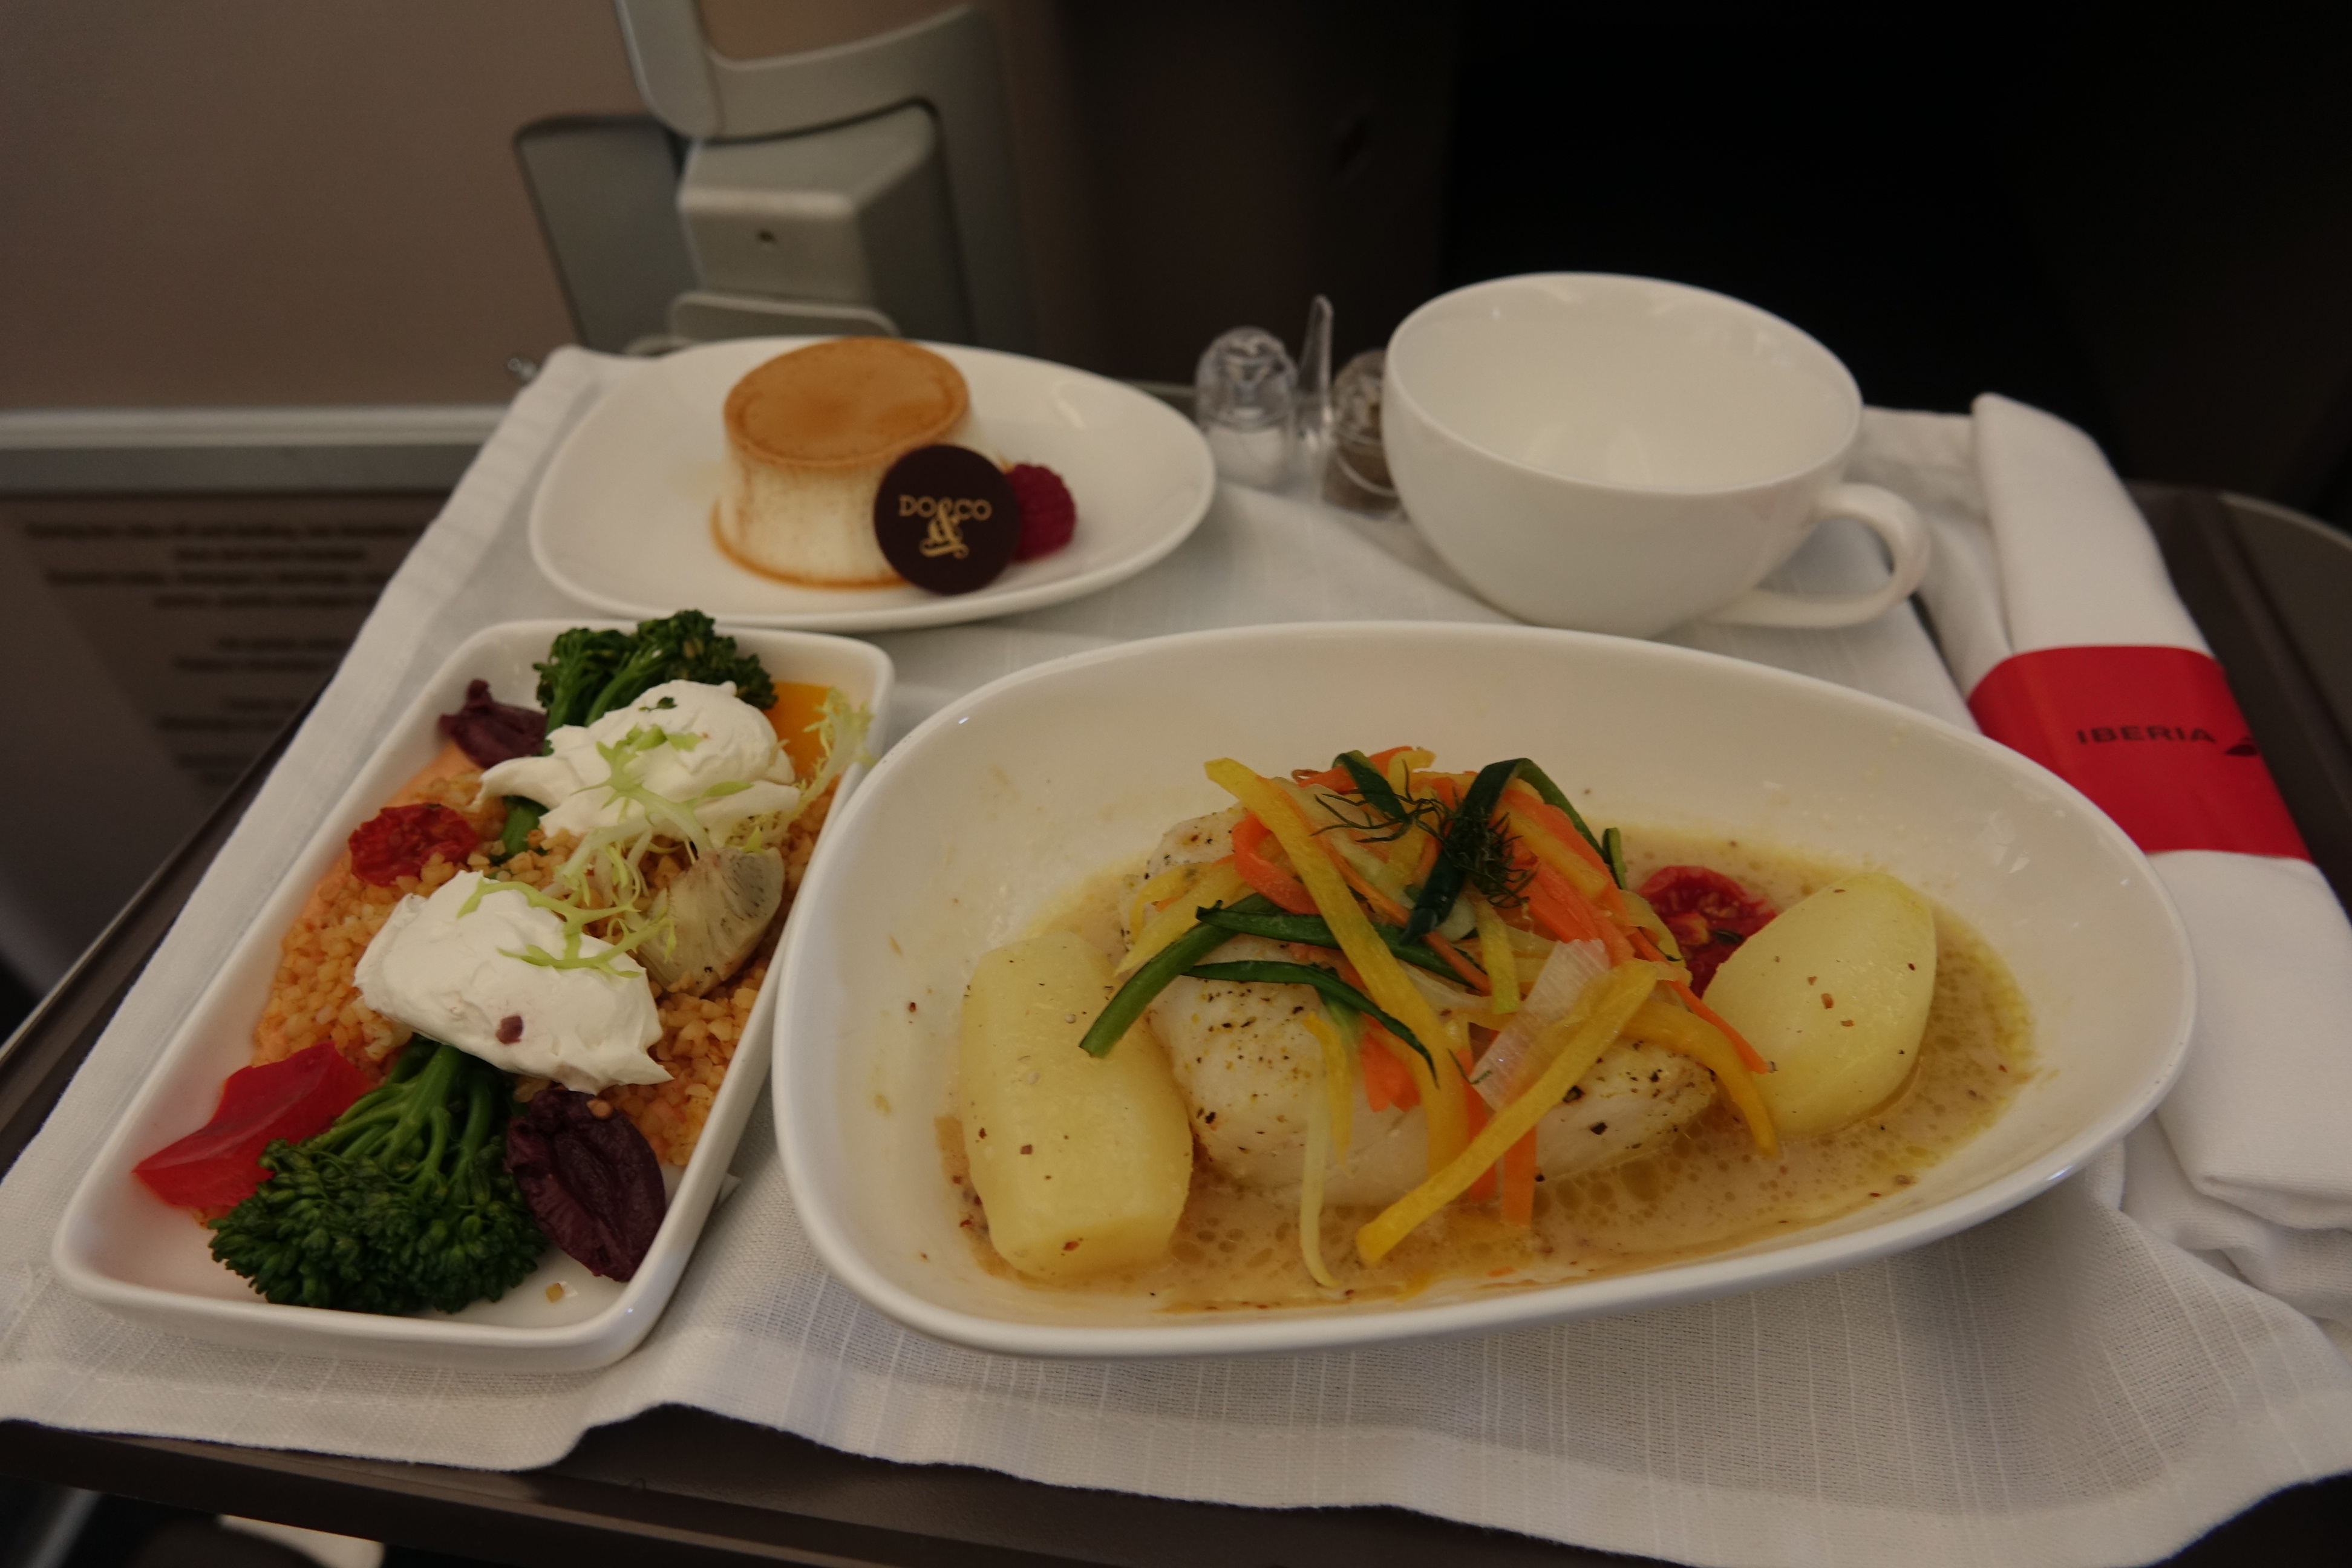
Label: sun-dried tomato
xmin=1639 ymin=865 xmax=1775 ymax=994
xmin=348 ymin=803 xmax=479 ymax=887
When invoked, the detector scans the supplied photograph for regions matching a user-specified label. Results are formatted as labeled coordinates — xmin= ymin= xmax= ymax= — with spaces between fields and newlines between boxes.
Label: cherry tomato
xmin=1639 ymin=865 xmax=1775 ymax=993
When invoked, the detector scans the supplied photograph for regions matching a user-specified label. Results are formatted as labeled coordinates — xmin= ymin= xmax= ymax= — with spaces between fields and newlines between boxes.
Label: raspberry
xmin=1005 ymin=463 xmax=1077 ymax=561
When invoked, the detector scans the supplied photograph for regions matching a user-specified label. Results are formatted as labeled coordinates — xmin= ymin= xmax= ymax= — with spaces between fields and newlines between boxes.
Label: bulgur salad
xmin=132 ymin=612 xmax=867 ymax=1315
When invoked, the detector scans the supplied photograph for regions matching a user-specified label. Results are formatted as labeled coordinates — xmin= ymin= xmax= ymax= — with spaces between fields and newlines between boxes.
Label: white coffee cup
xmin=1382 ymin=273 xmax=1928 ymax=638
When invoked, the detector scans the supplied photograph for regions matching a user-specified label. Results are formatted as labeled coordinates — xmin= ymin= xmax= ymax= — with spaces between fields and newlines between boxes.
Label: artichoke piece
xmin=642 ymin=846 xmax=785 ymax=996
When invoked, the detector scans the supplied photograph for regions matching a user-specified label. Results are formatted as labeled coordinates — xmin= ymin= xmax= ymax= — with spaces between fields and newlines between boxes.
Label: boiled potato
xmin=1702 ymin=872 xmax=1936 ymax=1140
xmin=961 ymin=932 xmax=1192 ymax=1278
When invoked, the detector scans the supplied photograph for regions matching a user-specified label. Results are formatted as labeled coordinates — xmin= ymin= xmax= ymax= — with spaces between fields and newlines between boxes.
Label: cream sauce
xmin=945 ymin=827 xmax=2033 ymax=1310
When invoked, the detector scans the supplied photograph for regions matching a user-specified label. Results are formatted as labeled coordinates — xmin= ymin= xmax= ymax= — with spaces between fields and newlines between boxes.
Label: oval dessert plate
xmin=529 ymin=338 xmax=1217 ymax=632
xmin=774 ymin=621 xmax=2194 ymax=1358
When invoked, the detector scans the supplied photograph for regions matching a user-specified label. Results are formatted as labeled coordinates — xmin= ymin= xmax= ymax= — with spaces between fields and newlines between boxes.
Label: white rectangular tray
xmin=53 ymin=619 xmax=892 ymax=1371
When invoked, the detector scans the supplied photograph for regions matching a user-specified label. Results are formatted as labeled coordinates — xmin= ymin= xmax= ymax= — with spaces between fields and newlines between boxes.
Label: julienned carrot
xmin=1361 ymin=1024 xmax=1419 ymax=1111
xmin=1358 ymin=962 xmax=1661 ymax=1264
xmin=1526 ymin=862 xmax=1601 ymax=943
xmin=1209 ymin=760 xmax=1468 ymax=1173
xmin=1505 ymin=807 xmax=1614 ymax=907
xmin=1423 ymin=931 xmax=1489 ymax=993
xmin=1232 ymin=814 xmax=1316 ymax=915
xmin=1503 ymin=782 xmax=1609 ymax=872
xmin=1500 ymin=1126 xmax=1537 ymax=1226
xmin=1331 ymin=850 xmax=1412 ymax=926
xmin=1530 ymin=861 xmax=1632 ymax=963
xmin=1503 ymin=788 xmax=1632 ymax=919
xmin=1277 ymin=777 xmax=1418 ymax=911
xmin=1669 ymin=978 xmax=1771 ymax=1075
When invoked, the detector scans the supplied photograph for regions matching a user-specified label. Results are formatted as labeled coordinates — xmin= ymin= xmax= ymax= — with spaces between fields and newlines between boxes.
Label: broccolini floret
xmin=534 ymin=627 xmax=633 ymax=731
xmin=209 ymin=1039 xmax=544 ymax=1315
xmin=534 ymin=612 xmax=776 ymax=731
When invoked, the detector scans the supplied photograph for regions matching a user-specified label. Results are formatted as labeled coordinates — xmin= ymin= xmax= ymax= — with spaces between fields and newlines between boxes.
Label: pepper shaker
xmin=1321 ymin=348 xmax=1397 ymax=515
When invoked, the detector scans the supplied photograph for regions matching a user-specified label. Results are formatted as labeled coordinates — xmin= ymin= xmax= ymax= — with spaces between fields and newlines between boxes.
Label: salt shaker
xmin=1194 ymin=327 xmax=1296 ymax=489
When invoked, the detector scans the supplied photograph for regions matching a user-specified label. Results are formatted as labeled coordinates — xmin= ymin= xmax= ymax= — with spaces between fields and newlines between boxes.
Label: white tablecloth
xmin=3 ymin=348 xmax=2348 ymax=1568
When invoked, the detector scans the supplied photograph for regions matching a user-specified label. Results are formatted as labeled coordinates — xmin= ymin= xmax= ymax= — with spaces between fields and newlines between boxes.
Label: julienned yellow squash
xmin=960 ymin=933 xmax=1192 ymax=1278
xmin=1704 ymin=872 xmax=1936 ymax=1139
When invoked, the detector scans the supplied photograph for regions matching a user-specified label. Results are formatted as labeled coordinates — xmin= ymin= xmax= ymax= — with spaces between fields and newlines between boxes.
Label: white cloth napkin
xmin=1921 ymin=392 xmax=2352 ymax=1289
xmin=3 ymin=358 xmax=2351 ymax=1568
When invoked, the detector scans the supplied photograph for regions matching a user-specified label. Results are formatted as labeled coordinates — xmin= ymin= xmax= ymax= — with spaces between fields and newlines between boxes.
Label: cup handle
xmin=1706 ymin=483 xmax=1931 ymax=629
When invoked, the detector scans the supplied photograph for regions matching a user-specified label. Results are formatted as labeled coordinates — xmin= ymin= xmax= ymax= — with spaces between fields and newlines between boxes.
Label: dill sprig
xmin=1308 ymin=751 xmax=1533 ymax=916
xmin=1445 ymin=799 xmax=1534 ymax=910
xmin=1312 ymin=787 xmax=1446 ymax=845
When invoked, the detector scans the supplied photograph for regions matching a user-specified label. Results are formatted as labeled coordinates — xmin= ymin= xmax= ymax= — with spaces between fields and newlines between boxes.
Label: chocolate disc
xmin=873 ymin=445 xmax=1021 ymax=595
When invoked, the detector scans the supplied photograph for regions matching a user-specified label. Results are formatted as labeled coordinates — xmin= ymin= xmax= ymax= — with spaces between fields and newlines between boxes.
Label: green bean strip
xmin=1334 ymin=749 xmax=1409 ymax=822
xmin=1194 ymin=906 xmax=1460 ymax=978
xmin=1602 ymin=825 xmax=1630 ymax=890
xmin=1077 ymin=893 xmax=1277 ymax=1057
xmin=1513 ymin=759 xmax=1610 ymax=864
xmin=1183 ymin=960 xmax=1432 ymax=1072
xmin=1406 ymin=757 xmax=1525 ymax=938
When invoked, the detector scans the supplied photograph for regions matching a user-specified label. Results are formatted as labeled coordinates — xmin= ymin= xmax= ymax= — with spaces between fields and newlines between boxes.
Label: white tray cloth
xmin=3 ymin=351 xmax=2349 ymax=1568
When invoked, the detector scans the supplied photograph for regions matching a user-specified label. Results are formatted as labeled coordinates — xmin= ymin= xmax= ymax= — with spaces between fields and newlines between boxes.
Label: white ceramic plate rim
xmin=528 ymin=338 xmax=1217 ymax=632
xmin=53 ymin=619 xmax=892 ymax=1367
xmin=775 ymin=621 xmax=2195 ymax=1359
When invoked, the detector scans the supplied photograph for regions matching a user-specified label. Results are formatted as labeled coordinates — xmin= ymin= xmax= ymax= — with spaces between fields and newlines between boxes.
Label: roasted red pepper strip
xmin=348 ymin=802 xmax=479 ymax=887
xmin=134 ymin=1043 xmax=371 ymax=1211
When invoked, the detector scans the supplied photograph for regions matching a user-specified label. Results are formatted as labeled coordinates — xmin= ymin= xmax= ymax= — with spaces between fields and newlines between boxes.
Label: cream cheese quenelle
xmin=476 ymin=679 xmax=800 ymax=841
xmin=353 ymin=871 xmax=667 ymax=1093
xmin=360 ymin=678 xmax=808 ymax=1094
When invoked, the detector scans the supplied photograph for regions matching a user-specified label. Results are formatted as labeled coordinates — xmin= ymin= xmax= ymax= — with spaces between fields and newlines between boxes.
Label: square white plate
xmin=54 ymin=619 xmax=892 ymax=1371
xmin=774 ymin=621 xmax=2194 ymax=1357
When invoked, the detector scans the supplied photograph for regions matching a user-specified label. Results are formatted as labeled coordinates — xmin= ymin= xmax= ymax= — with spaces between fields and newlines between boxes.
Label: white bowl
xmin=1383 ymin=274 xmax=1926 ymax=636
xmin=54 ymin=620 xmax=892 ymax=1371
xmin=774 ymin=622 xmax=2192 ymax=1358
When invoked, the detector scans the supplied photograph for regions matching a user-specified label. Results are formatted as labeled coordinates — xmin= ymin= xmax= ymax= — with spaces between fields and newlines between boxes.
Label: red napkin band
xmin=1967 ymin=645 xmax=2308 ymax=859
